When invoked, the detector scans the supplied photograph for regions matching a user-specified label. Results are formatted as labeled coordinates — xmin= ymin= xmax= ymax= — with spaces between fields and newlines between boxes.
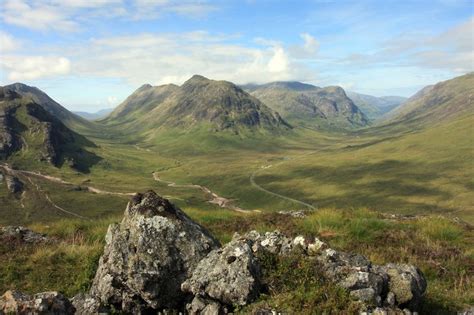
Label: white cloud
xmin=0 ymin=0 xmax=217 ymax=32
xmin=0 ymin=32 xmax=20 ymax=52
xmin=267 ymin=46 xmax=290 ymax=73
xmin=65 ymin=32 xmax=314 ymax=86
xmin=339 ymin=17 xmax=474 ymax=73
xmin=287 ymin=33 xmax=320 ymax=59
xmin=301 ymin=33 xmax=319 ymax=54
xmin=1 ymin=56 xmax=71 ymax=81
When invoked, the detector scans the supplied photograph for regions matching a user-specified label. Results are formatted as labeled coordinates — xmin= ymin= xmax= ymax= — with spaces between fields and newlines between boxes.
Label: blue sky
xmin=1 ymin=0 xmax=473 ymax=112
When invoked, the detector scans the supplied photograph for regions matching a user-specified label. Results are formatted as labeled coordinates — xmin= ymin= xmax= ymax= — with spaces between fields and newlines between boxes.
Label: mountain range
xmin=74 ymin=108 xmax=114 ymax=120
xmin=1 ymin=73 xmax=472 ymax=169
xmin=243 ymin=81 xmax=369 ymax=128
xmin=346 ymin=92 xmax=407 ymax=120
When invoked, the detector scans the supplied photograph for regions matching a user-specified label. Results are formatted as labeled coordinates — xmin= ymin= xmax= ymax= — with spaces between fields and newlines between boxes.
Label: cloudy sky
xmin=1 ymin=0 xmax=473 ymax=112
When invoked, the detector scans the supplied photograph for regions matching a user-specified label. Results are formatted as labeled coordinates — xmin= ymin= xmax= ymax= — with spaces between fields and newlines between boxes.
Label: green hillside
xmin=383 ymin=73 xmax=474 ymax=125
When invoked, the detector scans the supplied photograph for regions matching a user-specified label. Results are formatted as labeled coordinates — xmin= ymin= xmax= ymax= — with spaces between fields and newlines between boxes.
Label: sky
xmin=0 ymin=0 xmax=473 ymax=112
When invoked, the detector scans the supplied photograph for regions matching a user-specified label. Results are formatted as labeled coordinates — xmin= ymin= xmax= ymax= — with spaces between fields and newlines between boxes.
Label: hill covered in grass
xmin=244 ymin=81 xmax=369 ymax=129
xmin=383 ymin=73 xmax=474 ymax=126
xmin=3 ymin=83 xmax=97 ymax=134
xmin=0 ymin=87 xmax=100 ymax=172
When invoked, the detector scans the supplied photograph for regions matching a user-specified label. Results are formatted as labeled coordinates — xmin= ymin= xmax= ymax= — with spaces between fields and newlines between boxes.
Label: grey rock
xmin=277 ymin=210 xmax=307 ymax=218
xmin=90 ymin=190 xmax=220 ymax=313
xmin=459 ymin=306 xmax=474 ymax=315
xmin=0 ymin=290 xmax=75 ymax=314
xmin=239 ymin=230 xmax=294 ymax=255
xmin=0 ymin=226 xmax=52 ymax=244
xmin=182 ymin=238 xmax=261 ymax=306
xmin=5 ymin=175 xmax=23 ymax=194
xmin=186 ymin=296 xmax=227 ymax=315
xmin=375 ymin=264 xmax=427 ymax=310
xmin=70 ymin=294 xmax=101 ymax=315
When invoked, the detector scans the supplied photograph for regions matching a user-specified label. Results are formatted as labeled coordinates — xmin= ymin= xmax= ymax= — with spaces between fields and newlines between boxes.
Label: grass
xmin=1 ymin=208 xmax=472 ymax=313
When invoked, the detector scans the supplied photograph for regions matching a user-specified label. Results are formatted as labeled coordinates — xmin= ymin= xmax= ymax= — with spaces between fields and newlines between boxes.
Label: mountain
xmin=243 ymin=81 xmax=369 ymax=129
xmin=0 ymin=87 xmax=100 ymax=172
xmin=104 ymin=75 xmax=291 ymax=136
xmin=346 ymin=92 xmax=407 ymax=120
xmin=74 ymin=108 xmax=114 ymax=120
xmin=3 ymin=83 xmax=95 ymax=132
xmin=106 ymin=83 xmax=179 ymax=123
xmin=383 ymin=73 xmax=474 ymax=126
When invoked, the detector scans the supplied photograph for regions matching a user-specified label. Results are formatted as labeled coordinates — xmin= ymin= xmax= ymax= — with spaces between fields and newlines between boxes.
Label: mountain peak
xmin=184 ymin=74 xmax=210 ymax=85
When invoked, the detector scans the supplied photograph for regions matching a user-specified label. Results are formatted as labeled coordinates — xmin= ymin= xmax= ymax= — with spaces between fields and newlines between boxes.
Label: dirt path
xmin=0 ymin=164 xmax=135 ymax=196
xmin=152 ymin=172 xmax=256 ymax=213
xmin=1 ymin=164 xmax=91 ymax=220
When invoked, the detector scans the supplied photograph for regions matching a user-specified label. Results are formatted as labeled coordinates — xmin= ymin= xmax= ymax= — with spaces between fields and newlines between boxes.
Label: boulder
xmin=238 ymin=230 xmax=296 ymax=255
xmin=70 ymin=293 xmax=102 ymax=315
xmin=318 ymin=248 xmax=386 ymax=306
xmin=0 ymin=226 xmax=52 ymax=244
xmin=0 ymin=290 xmax=75 ymax=315
xmin=182 ymin=237 xmax=261 ymax=307
xmin=89 ymin=190 xmax=220 ymax=313
xmin=5 ymin=175 xmax=23 ymax=194
xmin=375 ymin=264 xmax=427 ymax=310
xmin=317 ymin=247 xmax=426 ymax=311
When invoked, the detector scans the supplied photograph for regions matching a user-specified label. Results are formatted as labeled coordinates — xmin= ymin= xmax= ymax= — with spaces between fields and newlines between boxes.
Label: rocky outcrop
xmin=5 ymin=175 xmax=24 ymax=194
xmin=0 ymin=97 xmax=21 ymax=159
xmin=0 ymin=226 xmax=52 ymax=244
xmin=3 ymin=190 xmax=425 ymax=314
xmin=182 ymin=238 xmax=261 ymax=308
xmin=0 ymin=290 xmax=75 ymax=315
xmin=89 ymin=190 xmax=220 ymax=313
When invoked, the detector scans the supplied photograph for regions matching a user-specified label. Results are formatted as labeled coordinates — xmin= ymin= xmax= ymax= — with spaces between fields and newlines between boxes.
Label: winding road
xmin=152 ymin=172 xmax=256 ymax=213
xmin=250 ymin=164 xmax=316 ymax=210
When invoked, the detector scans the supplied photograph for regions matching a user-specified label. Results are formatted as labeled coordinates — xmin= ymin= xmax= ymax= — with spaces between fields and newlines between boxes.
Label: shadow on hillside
xmin=254 ymin=159 xmax=457 ymax=214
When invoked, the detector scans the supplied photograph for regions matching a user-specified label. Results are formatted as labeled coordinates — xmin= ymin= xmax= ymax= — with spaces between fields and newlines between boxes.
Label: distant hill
xmin=3 ymin=83 xmax=96 ymax=133
xmin=383 ymin=73 xmax=474 ymax=126
xmin=243 ymin=81 xmax=369 ymax=129
xmin=104 ymin=75 xmax=291 ymax=136
xmin=0 ymin=87 xmax=100 ymax=172
xmin=346 ymin=92 xmax=407 ymax=120
xmin=74 ymin=108 xmax=114 ymax=120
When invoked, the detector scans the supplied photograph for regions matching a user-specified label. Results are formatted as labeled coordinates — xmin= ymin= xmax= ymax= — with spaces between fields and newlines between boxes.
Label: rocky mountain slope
xmin=104 ymin=75 xmax=291 ymax=136
xmin=3 ymin=83 xmax=95 ymax=132
xmin=383 ymin=73 xmax=474 ymax=125
xmin=244 ymin=81 xmax=369 ymax=128
xmin=347 ymin=91 xmax=407 ymax=120
xmin=0 ymin=87 xmax=100 ymax=172
xmin=0 ymin=190 xmax=427 ymax=314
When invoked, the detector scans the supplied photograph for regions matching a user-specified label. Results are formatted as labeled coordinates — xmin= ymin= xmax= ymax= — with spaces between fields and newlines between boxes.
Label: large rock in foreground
xmin=89 ymin=190 xmax=220 ymax=313
xmin=182 ymin=238 xmax=261 ymax=308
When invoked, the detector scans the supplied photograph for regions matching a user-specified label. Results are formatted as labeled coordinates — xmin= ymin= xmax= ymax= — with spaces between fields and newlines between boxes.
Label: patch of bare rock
xmin=0 ymin=226 xmax=52 ymax=244
xmin=0 ymin=190 xmax=427 ymax=314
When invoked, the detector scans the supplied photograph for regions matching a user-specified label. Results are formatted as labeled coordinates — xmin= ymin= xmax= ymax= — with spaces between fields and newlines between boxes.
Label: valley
xmin=0 ymin=73 xmax=473 ymax=313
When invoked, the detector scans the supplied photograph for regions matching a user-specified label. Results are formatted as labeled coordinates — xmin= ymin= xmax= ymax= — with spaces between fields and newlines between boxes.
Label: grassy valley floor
xmin=1 ymin=113 xmax=473 ymax=313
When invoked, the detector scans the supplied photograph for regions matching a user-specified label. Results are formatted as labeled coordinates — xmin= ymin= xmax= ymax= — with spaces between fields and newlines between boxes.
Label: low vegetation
xmin=1 ymin=207 xmax=472 ymax=313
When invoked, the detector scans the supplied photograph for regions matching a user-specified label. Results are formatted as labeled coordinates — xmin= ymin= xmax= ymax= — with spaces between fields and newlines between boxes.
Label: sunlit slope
xmin=251 ymin=113 xmax=474 ymax=222
xmin=384 ymin=73 xmax=474 ymax=125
